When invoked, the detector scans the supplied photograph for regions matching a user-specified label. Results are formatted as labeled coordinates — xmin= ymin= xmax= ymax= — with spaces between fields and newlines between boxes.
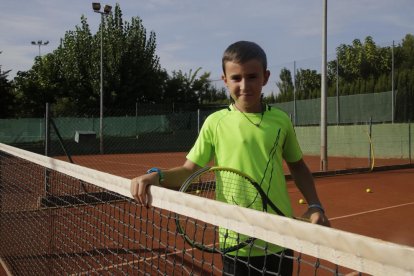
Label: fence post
xmin=409 ymin=121 xmax=412 ymax=164
xmin=368 ymin=117 xmax=372 ymax=168
xmin=135 ymin=101 xmax=138 ymax=138
xmin=293 ymin=61 xmax=297 ymax=126
xmin=197 ymin=109 xmax=201 ymax=134
xmin=45 ymin=103 xmax=50 ymax=157
xmin=391 ymin=40 xmax=395 ymax=124
xmin=44 ymin=102 xmax=51 ymax=194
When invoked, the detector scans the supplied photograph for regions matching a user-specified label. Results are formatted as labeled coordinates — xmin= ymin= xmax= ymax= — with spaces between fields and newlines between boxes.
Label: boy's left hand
xmin=302 ymin=209 xmax=331 ymax=227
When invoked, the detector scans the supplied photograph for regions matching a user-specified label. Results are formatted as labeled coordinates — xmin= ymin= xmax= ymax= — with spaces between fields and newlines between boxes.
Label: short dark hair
xmin=222 ymin=41 xmax=267 ymax=74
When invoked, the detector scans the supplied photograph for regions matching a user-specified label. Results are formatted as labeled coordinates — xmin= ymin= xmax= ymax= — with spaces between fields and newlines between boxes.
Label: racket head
xmin=175 ymin=166 xmax=266 ymax=254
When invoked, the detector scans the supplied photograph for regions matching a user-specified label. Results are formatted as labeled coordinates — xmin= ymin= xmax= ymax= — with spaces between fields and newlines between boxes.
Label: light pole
xmin=92 ymin=2 xmax=112 ymax=154
xmin=320 ymin=0 xmax=328 ymax=171
xmin=31 ymin=40 xmax=49 ymax=57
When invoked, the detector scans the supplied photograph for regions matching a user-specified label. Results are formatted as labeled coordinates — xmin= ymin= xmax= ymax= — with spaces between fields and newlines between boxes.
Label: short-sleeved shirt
xmin=186 ymin=104 xmax=303 ymax=256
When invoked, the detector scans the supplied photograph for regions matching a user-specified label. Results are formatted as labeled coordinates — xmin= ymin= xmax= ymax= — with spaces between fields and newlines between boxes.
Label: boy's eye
xmin=230 ymin=75 xmax=258 ymax=82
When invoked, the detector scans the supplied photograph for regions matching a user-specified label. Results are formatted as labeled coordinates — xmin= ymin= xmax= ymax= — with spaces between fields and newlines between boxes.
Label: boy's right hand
xmin=130 ymin=172 xmax=159 ymax=207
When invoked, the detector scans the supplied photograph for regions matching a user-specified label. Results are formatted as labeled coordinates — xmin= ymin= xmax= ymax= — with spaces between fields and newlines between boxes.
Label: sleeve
xmin=186 ymin=116 xmax=215 ymax=167
xmin=282 ymin=117 xmax=303 ymax=163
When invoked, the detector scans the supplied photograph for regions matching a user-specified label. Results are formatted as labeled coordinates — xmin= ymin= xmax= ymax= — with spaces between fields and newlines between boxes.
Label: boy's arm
xmin=287 ymin=158 xmax=330 ymax=226
xmin=130 ymin=160 xmax=201 ymax=207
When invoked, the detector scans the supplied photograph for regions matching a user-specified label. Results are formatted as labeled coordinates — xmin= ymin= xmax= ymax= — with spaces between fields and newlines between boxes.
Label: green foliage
xmin=275 ymin=68 xmax=294 ymax=102
xmin=295 ymin=68 xmax=320 ymax=99
xmin=162 ymin=68 xmax=227 ymax=105
xmin=9 ymin=3 xmax=225 ymax=117
xmin=273 ymin=34 xmax=414 ymax=122
xmin=5 ymin=10 xmax=414 ymax=121
xmin=0 ymin=53 xmax=14 ymax=118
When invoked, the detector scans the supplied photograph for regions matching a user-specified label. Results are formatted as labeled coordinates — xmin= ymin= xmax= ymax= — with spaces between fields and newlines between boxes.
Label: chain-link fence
xmin=266 ymin=38 xmax=414 ymax=124
xmin=1 ymin=96 xmax=412 ymax=174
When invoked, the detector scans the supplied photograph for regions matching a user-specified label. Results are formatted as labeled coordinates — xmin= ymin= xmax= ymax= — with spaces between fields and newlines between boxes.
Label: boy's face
xmin=222 ymin=59 xmax=270 ymax=112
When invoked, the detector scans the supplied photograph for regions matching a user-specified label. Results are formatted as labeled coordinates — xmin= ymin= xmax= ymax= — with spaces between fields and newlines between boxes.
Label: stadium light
xmin=92 ymin=2 xmax=112 ymax=154
xmin=31 ymin=40 xmax=49 ymax=57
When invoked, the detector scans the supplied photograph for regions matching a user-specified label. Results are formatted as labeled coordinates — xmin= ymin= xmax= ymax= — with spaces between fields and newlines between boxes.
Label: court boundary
xmin=0 ymin=258 xmax=12 ymax=276
xmin=286 ymin=163 xmax=414 ymax=180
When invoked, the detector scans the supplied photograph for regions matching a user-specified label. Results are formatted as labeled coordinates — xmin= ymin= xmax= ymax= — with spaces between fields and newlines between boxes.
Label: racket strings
xmin=218 ymin=170 xmax=263 ymax=210
xmin=177 ymin=167 xmax=271 ymax=254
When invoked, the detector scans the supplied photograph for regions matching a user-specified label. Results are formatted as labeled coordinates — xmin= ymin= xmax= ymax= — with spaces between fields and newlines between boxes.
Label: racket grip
xmin=294 ymin=216 xmax=311 ymax=223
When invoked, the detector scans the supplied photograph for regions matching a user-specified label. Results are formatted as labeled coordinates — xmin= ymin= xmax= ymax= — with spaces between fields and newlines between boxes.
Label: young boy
xmin=130 ymin=41 xmax=330 ymax=275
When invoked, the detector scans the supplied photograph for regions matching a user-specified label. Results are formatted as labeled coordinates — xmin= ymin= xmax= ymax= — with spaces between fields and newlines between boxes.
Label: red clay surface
xmin=1 ymin=153 xmax=410 ymax=275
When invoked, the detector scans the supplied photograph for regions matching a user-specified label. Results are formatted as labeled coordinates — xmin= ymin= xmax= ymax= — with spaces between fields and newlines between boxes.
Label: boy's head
xmin=221 ymin=41 xmax=270 ymax=112
xmin=222 ymin=41 xmax=267 ymax=75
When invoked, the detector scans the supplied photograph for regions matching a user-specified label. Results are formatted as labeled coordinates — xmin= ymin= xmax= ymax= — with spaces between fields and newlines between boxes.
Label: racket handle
xmin=294 ymin=216 xmax=311 ymax=223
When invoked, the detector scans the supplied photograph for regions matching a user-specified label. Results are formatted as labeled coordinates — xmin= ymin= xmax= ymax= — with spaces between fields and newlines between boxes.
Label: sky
xmin=1 ymin=0 xmax=413 ymax=96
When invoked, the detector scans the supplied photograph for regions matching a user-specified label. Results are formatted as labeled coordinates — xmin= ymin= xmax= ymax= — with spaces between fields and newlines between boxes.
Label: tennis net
xmin=0 ymin=143 xmax=413 ymax=275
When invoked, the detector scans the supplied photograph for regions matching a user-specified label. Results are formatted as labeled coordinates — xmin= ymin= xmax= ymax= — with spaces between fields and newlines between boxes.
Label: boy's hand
xmin=302 ymin=208 xmax=331 ymax=227
xmin=130 ymin=173 xmax=159 ymax=207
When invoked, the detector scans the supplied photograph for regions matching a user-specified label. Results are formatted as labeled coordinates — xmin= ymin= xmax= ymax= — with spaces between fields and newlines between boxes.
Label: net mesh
xmin=1 ymin=143 xmax=413 ymax=275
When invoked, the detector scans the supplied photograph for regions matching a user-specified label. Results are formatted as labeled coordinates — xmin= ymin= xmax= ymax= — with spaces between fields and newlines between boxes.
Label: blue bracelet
xmin=308 ymin=204 xmax=325 ymax=214
xmin=146 ymin=167 xmax=164 ymax=183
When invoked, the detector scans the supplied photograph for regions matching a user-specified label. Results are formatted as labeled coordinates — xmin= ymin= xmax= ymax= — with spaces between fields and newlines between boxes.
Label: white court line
xmin=78 ymin=243 xmax=219 ymax=274
xmin=78 ymin=249 xmax=184 ymax=274
xmin=330 ymin=201 xmax=414 ymax=220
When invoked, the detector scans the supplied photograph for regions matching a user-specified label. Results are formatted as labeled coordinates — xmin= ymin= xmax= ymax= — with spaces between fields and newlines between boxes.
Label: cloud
xmin=1 ymin=0 xmax=413 ymax=85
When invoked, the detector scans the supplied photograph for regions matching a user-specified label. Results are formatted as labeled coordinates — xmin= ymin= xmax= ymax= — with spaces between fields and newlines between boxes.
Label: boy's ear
xmin=263 ymin=70 xmax=271 ymax=86
xmin=222 ymin=74 xmax=228 ymax=85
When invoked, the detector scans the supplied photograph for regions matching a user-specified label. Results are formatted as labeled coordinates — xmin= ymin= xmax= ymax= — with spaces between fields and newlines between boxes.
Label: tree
xmin=295 ymin=68 xmax=320 ymax=99
xmin=275 ymin=68 xmax=294 ymax=102
xmin=0 ymin=53 xmax=14 ymax=118
xmin=13 ymin=4 xmax=165 ymax=115
xmin=335 ymin=36 xmax=391 ymax=82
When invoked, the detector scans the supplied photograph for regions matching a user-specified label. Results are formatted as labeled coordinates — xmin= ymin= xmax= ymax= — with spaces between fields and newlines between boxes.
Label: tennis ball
xmin=298 ymin=199 xmax=305 ymax=204
xmin=366 ymin=188 xmax=371 ymax=193
xmin=196 ymin=190 xmax=201 ymax=194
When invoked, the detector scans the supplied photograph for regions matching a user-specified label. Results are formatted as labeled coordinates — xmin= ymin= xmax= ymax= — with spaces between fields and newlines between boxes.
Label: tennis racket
xmin=175 ymin=166 xmax=307 ymax=254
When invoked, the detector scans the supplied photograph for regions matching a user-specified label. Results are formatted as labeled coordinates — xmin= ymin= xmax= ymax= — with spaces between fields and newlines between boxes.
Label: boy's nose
xmin=239 ymin=78 xmax=247 ymax=90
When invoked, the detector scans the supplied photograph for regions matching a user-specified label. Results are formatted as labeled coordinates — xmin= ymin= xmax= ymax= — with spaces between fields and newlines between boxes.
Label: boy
xmin=131 ymin=41 xmax=330 ymax=275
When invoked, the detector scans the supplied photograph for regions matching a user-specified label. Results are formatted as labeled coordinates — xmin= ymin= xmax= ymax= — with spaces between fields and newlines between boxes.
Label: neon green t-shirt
xmin=186 ymin=104 xmax=303 ymax=256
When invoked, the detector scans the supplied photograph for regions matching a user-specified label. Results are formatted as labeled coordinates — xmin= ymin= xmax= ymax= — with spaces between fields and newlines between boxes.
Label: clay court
xmin=1 ymin=149 xmax=413 ymax=275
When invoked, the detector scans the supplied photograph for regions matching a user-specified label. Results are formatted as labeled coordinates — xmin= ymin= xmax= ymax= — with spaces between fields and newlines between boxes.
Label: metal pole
xmin=99 ymin=13 xmax=104 ymax=154
xmin=293 ymin=61 xmax=297 ymax=126
xmin=197 ymin=109 xmax=201 ymax=134
xmin=320 ymin=0 xmax=328 ymax=171
xmin=135 ymin=101 xmax=138 ymax=138
xmin=44 ymin=103 xmax=51 ymax=194
xmin=45 ymin=103 xmax=50 ymax=157
xmin=409 ymin=121 xmax=412 ymax=164
xmin=391 ymin=40 xmax=395 ymax=124
xmin=336 ymin=57 xmax=340 ymax=125
xmin=368 ymin=117 xmax=372 ymax=168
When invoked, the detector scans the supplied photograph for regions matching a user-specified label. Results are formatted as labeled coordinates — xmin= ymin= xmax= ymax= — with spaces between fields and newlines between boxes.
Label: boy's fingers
xmin=130 ymin=178 xmax=148 ymax=207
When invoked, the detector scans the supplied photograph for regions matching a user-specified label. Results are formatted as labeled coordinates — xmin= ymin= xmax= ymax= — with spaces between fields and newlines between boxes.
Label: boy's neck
xmin=234 ymin=102 xmax=263 ymax=113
